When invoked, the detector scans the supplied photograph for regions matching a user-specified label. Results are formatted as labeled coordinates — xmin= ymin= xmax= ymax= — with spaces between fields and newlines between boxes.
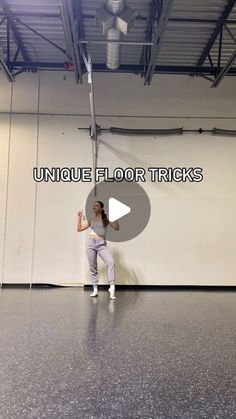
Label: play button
xmin=109 ymin=198 xmax=131 ymax=222
xmin=85 ymin=180 xmax=151 ymax=242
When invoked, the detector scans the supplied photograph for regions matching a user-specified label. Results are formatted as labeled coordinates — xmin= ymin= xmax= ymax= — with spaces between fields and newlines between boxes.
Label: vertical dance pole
xmin=0 ymin=82 xmax=13 ymax=288
xmin=30 ymin=71 xmax=40 ymax=289
xmin=80 ymin=44 xmax=98 ymax=196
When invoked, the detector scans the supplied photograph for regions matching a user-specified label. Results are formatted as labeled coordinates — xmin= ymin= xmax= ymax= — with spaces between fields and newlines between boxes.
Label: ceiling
xmin=0 ymin=0 xmax=236 ymax=86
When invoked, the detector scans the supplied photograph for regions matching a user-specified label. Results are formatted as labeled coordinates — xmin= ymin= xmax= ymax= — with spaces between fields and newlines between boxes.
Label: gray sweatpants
xmin=86 ymin=237 xmax=115 ymax=285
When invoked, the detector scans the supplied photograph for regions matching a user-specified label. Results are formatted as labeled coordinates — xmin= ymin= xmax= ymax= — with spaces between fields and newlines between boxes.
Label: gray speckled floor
xmin=0 ymin=288 xmax=236 ymax=419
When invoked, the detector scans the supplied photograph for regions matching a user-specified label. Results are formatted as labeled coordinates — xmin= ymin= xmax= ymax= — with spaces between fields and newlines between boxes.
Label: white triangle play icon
xmin=109 ymin=197 xmax=131 ymax=222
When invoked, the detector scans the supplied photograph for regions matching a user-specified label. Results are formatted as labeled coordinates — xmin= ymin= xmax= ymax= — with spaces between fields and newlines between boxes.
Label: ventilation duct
xmin=96 ymin=1 xmax=136 ymax=70
xmin=107 ymin=0 xmax=124 ymax=14
xmin=106 ymin=28 xmax=121 ymax=70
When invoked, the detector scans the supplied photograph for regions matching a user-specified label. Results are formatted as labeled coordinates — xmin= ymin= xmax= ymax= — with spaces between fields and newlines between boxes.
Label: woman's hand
xmin=77 ymin=209 xmax=90 ymax=232
xmin=109 ymin=220 xmax=119 ymax=231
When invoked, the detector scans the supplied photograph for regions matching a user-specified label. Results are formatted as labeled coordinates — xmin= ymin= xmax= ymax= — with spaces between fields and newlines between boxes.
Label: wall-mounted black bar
xmin=78 ymin=127 xmax=236 ymax=136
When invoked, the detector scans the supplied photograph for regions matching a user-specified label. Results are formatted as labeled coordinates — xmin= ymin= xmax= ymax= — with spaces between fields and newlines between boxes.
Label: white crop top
xmin=89 ymin=219 xmax=107 ymax=237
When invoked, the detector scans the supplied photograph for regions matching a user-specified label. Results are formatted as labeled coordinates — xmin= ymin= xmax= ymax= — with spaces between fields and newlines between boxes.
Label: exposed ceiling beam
xmin=211 ymin=48 xmax=236 ymax=87
xmin=14 ymin=17 xmax=67 ymax=56
xmin=73 ymin=0 xmax=86 ymax=54
xmin=140 ymin=0 xmax=159 ymax=70
xmin=59 ymin=0 xmax=83 ymax=83
xmin=1 ymin=11 xmax=236 ymax=25
xmin=78 ymin=14 xmax=236 ymax=26
xmin=0 ymin=11 xmax=60 ymax=18
xmin=0 ymin=0 xmax=30 ymax=63
xmin=197 ymin=0 xmax=236 ymax=66
xmin=0 ymin=15 xmax=6 ymax=25
xmin=224 ymin=23 xmax=236 ymax=44
xmin=8 ymin=62 xmax=236 ymax=76
xmin=144 ymin=0 xmax=174 ymax=85
xmin=0 ymin=55 xmax=14 ymax=81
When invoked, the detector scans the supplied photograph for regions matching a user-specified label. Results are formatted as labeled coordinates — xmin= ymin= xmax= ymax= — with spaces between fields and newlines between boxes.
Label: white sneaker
xmin=90 ymin=291 xmax=98 ymax=298
xmin=108 ymin=287 xmax=116 ymax=300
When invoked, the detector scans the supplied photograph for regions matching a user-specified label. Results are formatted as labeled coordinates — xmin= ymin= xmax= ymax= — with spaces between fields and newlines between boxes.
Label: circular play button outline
xmin=85 ymin=180 xmax=151 ymax=242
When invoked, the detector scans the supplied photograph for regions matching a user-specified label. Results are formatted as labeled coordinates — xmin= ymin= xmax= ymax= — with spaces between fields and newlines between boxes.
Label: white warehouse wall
xmin=0 ymin=70 xmax=236 ymax=285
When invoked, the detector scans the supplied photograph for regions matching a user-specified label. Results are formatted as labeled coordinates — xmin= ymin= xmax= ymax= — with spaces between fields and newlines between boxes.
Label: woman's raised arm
xmin=77 ymin=210 xmax=90 ymax=232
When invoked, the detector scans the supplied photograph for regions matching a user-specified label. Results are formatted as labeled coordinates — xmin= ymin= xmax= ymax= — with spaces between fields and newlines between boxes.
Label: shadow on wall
xmin=99 ymin=138 xmax=151 ymax=167
xmin=98 ymin=138 xmax=186 ymax=192
xmin=100 ymin=249 xmax=143 ymax=285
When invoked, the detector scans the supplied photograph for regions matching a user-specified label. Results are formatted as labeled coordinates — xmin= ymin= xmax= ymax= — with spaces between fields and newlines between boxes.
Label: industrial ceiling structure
xmin=0 ymin=0 xmax=236 ymax=87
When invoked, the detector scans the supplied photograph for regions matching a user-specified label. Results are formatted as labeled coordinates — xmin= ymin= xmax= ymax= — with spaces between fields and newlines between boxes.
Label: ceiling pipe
xmin=106 ymin=28 xmax=122 ymax=69
xmin=106 ymin=0 xmax=124 ymax=70
xmin=96 ymin=0 xmax=136 ymax=70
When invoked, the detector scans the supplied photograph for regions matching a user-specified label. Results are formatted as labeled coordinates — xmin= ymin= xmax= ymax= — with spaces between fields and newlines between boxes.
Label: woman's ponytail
xmin=96 ymin=201 xmax=109 ymax=227
xmin=101 ymin=209 xmax=109 ymax=227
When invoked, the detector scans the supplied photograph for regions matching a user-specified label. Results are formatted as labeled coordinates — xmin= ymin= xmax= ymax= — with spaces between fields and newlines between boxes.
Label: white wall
xmin=0 ymin=70 xmax=236 ymax=285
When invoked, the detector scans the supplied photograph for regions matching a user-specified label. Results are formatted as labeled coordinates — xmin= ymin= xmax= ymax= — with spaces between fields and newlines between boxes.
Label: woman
xmin=77 ymin=201 xmax=119 ymax=300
